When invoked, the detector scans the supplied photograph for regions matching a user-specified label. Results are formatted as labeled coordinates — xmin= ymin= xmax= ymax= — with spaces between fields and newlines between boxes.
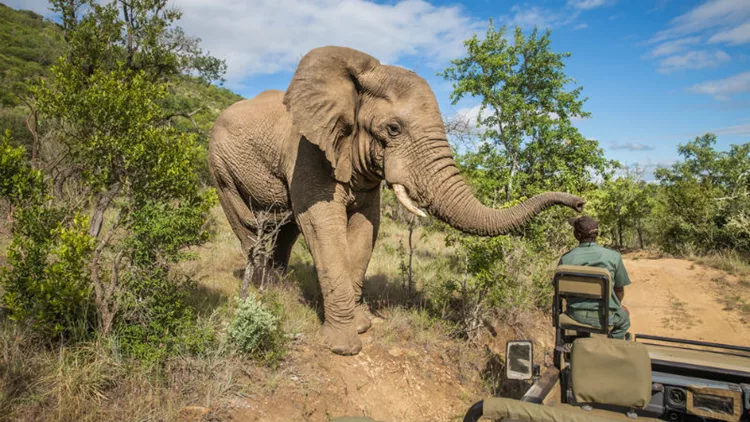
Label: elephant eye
xmin=386 ymin=122 xmax=402 ymax=137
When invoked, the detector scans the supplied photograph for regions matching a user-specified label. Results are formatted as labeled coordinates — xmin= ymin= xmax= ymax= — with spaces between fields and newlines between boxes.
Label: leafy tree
xmin=430 ymin=23 xmax=618 ymax=333
xmin=1 ymin=0 xmax=221 ymax=359
xmin=653 ymin=134 xmax=750 ymax=254
xmin=440 ymin=21 xmax=611 ymax=204
xmin=591 ymin=167 xmax=653 ymax=249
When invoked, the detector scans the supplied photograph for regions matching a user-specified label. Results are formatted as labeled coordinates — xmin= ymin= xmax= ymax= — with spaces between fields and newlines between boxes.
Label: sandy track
xmin=623 ymin=255 xmax=750 ymax=347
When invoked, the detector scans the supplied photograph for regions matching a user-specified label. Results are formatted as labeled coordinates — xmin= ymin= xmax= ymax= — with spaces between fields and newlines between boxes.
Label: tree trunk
xmin=636 ymin=219 xmax=644 ymax=249
xmin=506 ymin=160 xmax=516 ymax=203
xmin=618 ymin=216 xmax=624 ymax=249
xmin=25 ymin=108 xmax=39 ymax=168
xmin=89 ymin=182 xmax=122 ymax=238
xmin=407 ymin=222 xmax=414 ymax=297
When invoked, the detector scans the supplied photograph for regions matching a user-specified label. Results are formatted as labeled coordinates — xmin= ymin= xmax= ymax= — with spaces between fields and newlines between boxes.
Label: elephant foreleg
xmin=294 ymin=201 xmax=361 ymax=355
xmin=347 ymin=188 xmax=380 ymax=334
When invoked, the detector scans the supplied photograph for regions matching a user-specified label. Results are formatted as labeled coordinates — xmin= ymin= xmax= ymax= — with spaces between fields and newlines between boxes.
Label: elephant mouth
xmin=392 ymin=184 xmax=427 ymax=218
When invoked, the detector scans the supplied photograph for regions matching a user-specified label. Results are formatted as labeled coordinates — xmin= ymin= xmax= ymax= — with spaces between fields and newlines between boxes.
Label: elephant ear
xmin=283 ymin=46 xmax=380 ymax=184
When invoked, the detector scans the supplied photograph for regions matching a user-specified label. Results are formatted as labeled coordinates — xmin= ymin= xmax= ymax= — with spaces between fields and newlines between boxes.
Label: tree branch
xmin=160 ymin=107 xmax=202 ymax=131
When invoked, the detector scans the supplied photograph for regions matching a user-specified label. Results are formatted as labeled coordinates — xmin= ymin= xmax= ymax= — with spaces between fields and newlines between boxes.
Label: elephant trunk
xmin=417 ymin=146 xmax=585 ymax=236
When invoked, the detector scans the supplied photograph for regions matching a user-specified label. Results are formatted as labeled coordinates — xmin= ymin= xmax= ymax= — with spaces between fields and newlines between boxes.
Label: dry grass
xmin=0 ymin=319 xmax=258 ymax=421
xmin=690 ymin=250 xmax=750 ymax=277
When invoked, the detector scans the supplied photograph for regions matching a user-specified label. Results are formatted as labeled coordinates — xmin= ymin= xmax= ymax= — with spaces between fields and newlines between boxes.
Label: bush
xmin=115 ymin=269 xmax=215 ymax=364
xmin=1 ymin=131 xmax=96 ymax=341
xmin=227 ymin=294 xmax=285 ymax=363
xmin=2 ymin=212 xmax=96 ymax=341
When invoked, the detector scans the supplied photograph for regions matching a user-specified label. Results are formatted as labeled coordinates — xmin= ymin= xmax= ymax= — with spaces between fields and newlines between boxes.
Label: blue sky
xmin=9 ymin=0 xmax=750 ymax=178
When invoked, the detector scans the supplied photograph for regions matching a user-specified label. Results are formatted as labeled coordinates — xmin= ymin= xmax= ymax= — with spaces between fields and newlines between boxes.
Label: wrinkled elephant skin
xmin=208 ymin=46 xmax=585 ymax=355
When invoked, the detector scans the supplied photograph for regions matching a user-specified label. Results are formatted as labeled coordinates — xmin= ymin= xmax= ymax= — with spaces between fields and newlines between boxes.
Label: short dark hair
xmin=568 ymin=216 xmax=598 ymax=242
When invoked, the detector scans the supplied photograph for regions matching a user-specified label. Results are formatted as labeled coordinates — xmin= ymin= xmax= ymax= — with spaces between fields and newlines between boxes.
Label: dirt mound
xmin=230 ymin=320 xmax=485 ymax=421
xmin=624 ymin=255 xmax=750 ymax=346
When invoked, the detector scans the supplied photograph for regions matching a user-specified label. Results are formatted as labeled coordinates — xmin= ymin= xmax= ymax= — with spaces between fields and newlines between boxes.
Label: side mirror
xmin=506 ymin=340 xmax=534 ymax=380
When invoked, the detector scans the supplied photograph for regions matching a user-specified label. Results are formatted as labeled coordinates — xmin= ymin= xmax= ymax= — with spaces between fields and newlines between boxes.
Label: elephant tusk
xmin=393 ymin=184 xmax=427 ymax=218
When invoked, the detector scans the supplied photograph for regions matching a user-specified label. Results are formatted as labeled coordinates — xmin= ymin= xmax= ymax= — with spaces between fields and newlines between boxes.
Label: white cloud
xmin=170 ymin=0 xmax=483 ymax=82
xmin=646 ymin=36 xmax=702 ymax=58
xmin=609 ymin=142 xmax=655 ymax=151
xmin=645 ymin=0 xmax=750 ymax=77
xmin=709 ymin=123 xmax=750 ymax=136
xmin=652 ymin=0 xmax=750 ymax=43
xmin=456 ymin=104 xmax=483 ymax=124
xmin=688 ymin=71 xmax=750 ymax=99
xmin=567 ymin=0 xmax=612 ymax=10
xmin=500 ymin=2 xmax=605 ymax=32
xmin=657 ymin=49 xmax=730 ymax=73
xmin=500 ymin=4 xmax=570 ymax=30
xmin=708 ymin=21 xmax=750 ymax=45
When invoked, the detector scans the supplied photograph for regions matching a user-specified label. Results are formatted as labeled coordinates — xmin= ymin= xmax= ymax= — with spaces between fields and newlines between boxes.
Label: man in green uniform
xmin=559 ymin=216 xmax=631 ymax=339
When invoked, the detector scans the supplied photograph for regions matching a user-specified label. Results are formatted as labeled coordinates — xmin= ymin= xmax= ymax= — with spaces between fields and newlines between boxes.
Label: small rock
xmin=388 ymin=348 xmax=404 ymax=357
xmin=179 ymin=406 xmax=210 ymax=419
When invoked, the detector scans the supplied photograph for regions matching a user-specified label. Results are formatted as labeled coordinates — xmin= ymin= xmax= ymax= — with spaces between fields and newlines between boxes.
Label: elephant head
xmin=283 ymin=46 xmax=585 ymax=235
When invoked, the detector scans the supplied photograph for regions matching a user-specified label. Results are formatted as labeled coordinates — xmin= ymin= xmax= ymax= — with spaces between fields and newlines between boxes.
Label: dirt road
xmin=623 ymin=255 xmax=750 ymax=346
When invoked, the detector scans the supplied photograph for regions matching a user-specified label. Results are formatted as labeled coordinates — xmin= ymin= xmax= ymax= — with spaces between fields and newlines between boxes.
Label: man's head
xmin=568 ymin=216 xmax=599 ymax=243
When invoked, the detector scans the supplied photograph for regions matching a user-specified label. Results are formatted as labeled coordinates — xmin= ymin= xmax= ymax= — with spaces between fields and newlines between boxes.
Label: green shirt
xmin=558 ymin=242 xmax=631 ymax=311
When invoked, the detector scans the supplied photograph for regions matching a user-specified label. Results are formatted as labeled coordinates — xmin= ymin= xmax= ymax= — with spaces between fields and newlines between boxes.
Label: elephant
xmin=208 ymin=46 xmax=585 ymax=356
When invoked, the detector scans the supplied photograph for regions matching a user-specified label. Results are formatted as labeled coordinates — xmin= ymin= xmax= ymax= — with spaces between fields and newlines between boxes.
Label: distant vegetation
xmin=0 ymin=1 xmax=748 ymax=420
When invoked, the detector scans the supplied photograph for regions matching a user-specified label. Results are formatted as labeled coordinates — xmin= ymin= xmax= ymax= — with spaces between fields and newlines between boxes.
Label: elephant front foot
xmin=320 ymin=321 xmax=362 ymax=355
xmin=353 ymin=303 xmax=372 ymax=334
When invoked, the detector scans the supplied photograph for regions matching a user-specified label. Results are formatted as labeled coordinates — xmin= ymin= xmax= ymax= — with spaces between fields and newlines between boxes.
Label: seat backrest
xmin=554 ymin=265 xmax=612 ymax=300
xmin=569 ymin=337 xmax=652 ymax=409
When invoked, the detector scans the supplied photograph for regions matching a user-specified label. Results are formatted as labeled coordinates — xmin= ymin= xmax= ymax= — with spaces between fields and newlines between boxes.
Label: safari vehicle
xmin=462 ymin=265 xmax=750 ymax=422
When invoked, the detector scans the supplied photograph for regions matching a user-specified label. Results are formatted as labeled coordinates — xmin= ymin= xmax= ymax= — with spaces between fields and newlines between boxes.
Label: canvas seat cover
xmin=570 ymin=337 xmax=652 ymax=409
xmin=555 ymin=265 xmax=612 ymax=300
xmin=559 ymin=313 xmax=613 ymax=330
xmin=482 ymin=397 xmax=662 ymax=422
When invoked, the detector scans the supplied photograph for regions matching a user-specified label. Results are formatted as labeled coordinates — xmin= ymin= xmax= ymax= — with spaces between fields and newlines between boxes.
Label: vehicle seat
xmin=553 ymin=265 xmax=612 ymax=336
xmin=569 ymin=336 xmax=652 ymax=410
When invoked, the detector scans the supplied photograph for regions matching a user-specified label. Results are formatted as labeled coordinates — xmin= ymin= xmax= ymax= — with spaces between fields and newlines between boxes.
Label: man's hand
xmin=621 ymin=304 xmax=630 ymax=316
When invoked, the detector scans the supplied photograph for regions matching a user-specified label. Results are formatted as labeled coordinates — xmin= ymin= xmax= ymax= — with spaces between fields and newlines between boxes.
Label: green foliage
xmin=227 ymin=294 xmax=286 ymax=363
xmin=589 ymin=168 xmax=654 ymax=249
xmin=3 ymin=212 xmax=95 ymax=340
xmin=115 ymin=269 xmax=214 ymax=364
xmin=440 ymin=21 xmax=613 ymax=204
xmin=1 ymin=132 xmax=95 ymax=340
xmin=652 ymin=134 xmax=750 ymax=254
xmin=0 ymin=0 xmax=227 ymax=363
xmin=0 ymin=129 xmax=44 ymax=206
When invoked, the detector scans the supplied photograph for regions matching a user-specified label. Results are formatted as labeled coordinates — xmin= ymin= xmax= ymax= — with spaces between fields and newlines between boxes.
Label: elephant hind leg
xmin=214 ymin=174 xmax=259 ymax=256
xmin=272 ymin=222 xmax=300 ymax=272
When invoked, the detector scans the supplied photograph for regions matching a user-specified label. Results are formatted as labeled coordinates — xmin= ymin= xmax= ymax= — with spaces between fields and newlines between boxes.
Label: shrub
xmin=1 ymin=131 xmax=96 ymax=341
xmin=2 ymin=212 xmax=96 ymax=341
xmin=115 ymin=269 xmax=215 ymax=365
xmin=227 ymin=294 xmax=285 ymax=363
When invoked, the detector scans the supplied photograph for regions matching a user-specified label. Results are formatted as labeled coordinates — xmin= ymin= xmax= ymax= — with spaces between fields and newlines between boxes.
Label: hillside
xmin=0 ymin=2 xmax=243 ymax=157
